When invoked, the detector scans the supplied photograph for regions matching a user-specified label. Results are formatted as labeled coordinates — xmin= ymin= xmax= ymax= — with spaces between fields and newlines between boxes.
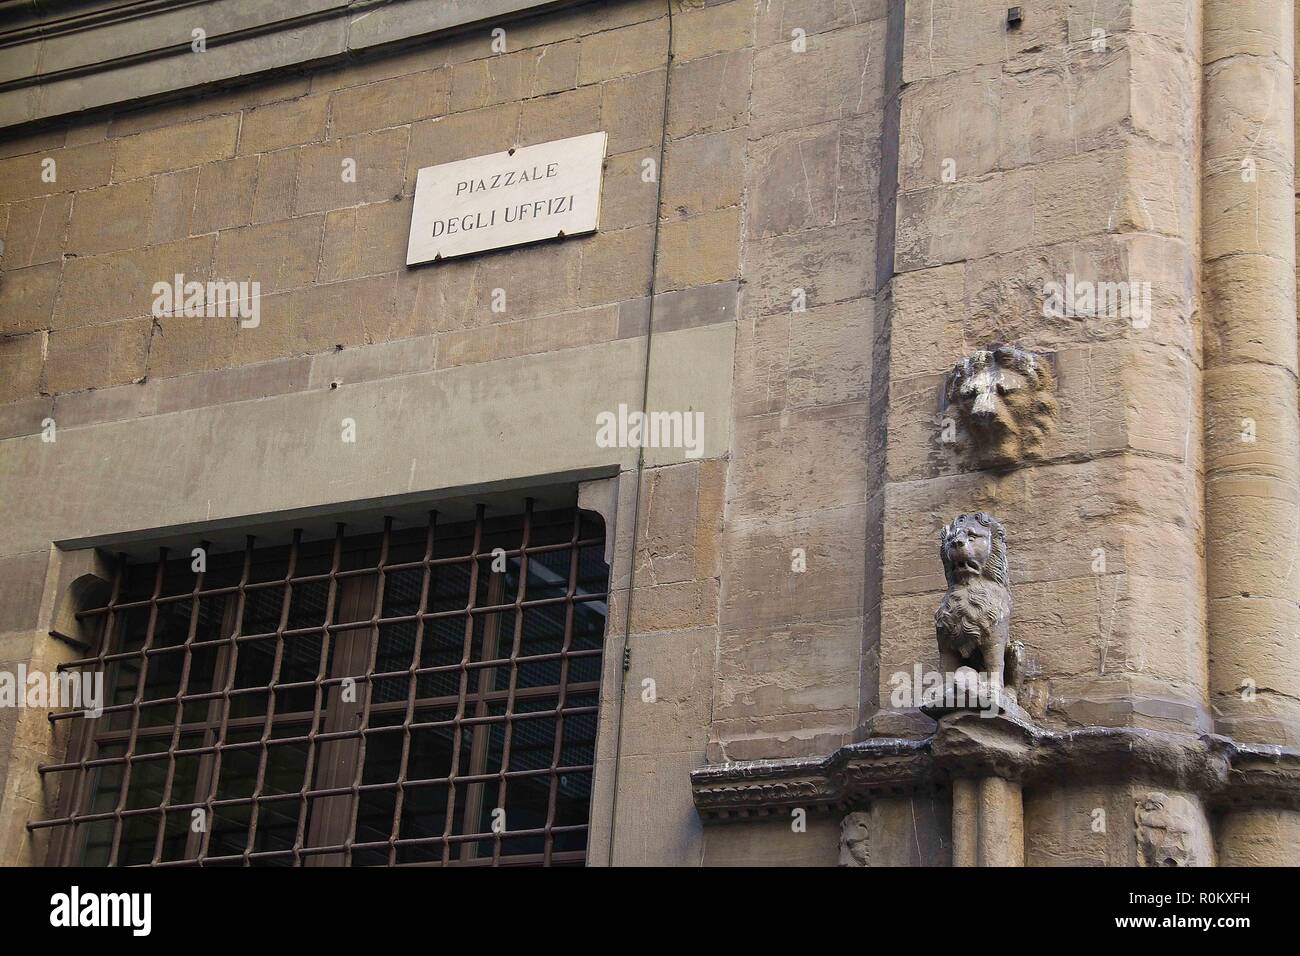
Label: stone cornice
xmin=0 ymin=0 xmax=577 ymax=130
xmin=692 ymin=712 xmax=1300 ymax=820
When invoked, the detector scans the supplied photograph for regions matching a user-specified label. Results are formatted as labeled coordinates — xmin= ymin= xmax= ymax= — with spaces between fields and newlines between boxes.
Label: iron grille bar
xmin=33 ymin=504 xmax=606 ymax=867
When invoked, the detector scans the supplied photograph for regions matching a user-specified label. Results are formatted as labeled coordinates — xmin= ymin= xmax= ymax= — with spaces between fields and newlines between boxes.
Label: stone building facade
xmin=0 ymin=0 xmax=1297 ymax=867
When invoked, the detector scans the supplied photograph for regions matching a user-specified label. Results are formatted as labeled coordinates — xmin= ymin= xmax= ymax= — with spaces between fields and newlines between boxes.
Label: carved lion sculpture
xmin=946 ymin=345 xmax=1056 ymax=467
xmin=934 ymin=512 xmax=1023 ymax=700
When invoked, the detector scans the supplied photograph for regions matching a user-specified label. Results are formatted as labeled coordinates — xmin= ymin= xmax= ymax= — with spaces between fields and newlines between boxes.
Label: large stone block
xmin=328 ymin=70 xmax=451 ymax=137
xmin=517 ymin=85 xmax=602 ymax=146
xmin=190 ymin=156 xmax=258 ymax=235
xmin=901 ymin=0 xmax=1061 ymax=83
xmin=615 ymin=577 xmax=720 ymax=634
xmin=65 ymin=179 xmax=153 ymax=256
xmin=292 ymin=128 xmax=410 ymax=215
xmin=746 ymin=122 xmax=841 ymax=237
xmin=238 ymin=94 xmax=330 ymax=155
xmin=728 ymin=402 xmax=868 ymax=519
xmin=578 ymin=17 xmax=667 ymax=84
xmin=145 ymin=314 xmax=242 ymax=379
xmin=0 ymin=262 xmax=60 ymax=336
xmin=732 ymin=298 xmax=872 ymax=417
xmin=744 ymin=219 xmax=876 ymax=315
xmin=212 ymin=215 xmax=325 ymax=293
xmin=752 ymin=0 xmax=890 ymax=47
xmin=251 ymin=149 xmax=297 ymax=223
xmin=577 ymin=225 xmax=653 ymax=306
xmin=666 ymin=50 xmax=750 ymax=138
xmin=44 ymin=319 xmax=151 ymax=394
xmin=449 ymin=41 xmax=579 ymax=112
xmin=0 ymin=143 xmax=113 ymax=203
xmin=406 ymin=102 xmax=521 ymax=177
xmin=147 ymin=168 xmax=200 ymax=243
xmin=898 ymin=63 xmax=1001 ymax=190
xmin=112 ymin=114 xmax=240 ymax=180
xmin=436 ymin=303 xmax=618 ymax=368
xmin=715 ymin=616 xmax=863 ymax=724
xmin=53 ymin=235 xmax=214 ymax=329
xmin=654 ymin=208 xmax=740 ymax=292
xmin=707 ymin=707 xmax=856 ymax=762
xmin=1 ymin=193 xmax=71 ymax=266
xmin=229 ymin=274 xmax=401 ymax=366
xmin=598 ymin=150 xmax=660 ymax=230
xmin=599 ymin=69 xmax=666 ymax=154
xmin=671 ymin=0 xmax=755 ymax=62
xmin=619 ymin=626 xmax=715 ymax=757
xmin=0 ymin=333 xmax=43 ymax=403
xmin=749 ymin=20 xmax=886 ymax=138
xmin=605 ymin=751 xmax=704 ymax=865
xmin=720 ymin=506 xmax=866 ymax=629
xmin=632 ymin=461 xmax=701 ymax=586
xmin=319 ymin=199 xmax=412 ymax=283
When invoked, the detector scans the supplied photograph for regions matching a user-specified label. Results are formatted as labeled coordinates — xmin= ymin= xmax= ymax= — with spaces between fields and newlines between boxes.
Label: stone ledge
xmin=691 ymin=711 xmax=1300 ymax=820
xmin=0 ymin=0 xmax=580 ymax=130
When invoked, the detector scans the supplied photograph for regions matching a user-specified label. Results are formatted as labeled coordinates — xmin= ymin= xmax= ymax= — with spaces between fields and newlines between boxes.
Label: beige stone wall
xmin=2 ymin=0 xmax=1299 ymax=868
xmin=0 ymin=1 xmax=681 ymax=399
xmin=0 ymin=0 xmax=889 ymax=868
xmin=876 ymin=0 xmax=1207 ymax=756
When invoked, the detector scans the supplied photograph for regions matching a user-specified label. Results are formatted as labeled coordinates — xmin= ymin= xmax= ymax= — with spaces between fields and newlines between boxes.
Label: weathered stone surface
xmin=750 ymin=20 xmax=887 ymax=138
xmin=578 ymin=17 xmax=666 ymax=84
xmin=213 ymin=216 xmax=324 ymax=293
xmin=147 ymin=168 xmax=200 ymax=243
xmin=251 ymin=149 xmax=297 ymax=223
xmin=600 ymin=69 xmax=665 ymax=153
xmin=518 ymin=87 xmax=602 ymax=153
xmin=666 ymin=50 xmax=750 ymax=138
xmin=0 ymin=333 xmax=43 ymax=403
xmin=190 ymin=156 xmax=259 ymax=235
xmin=449 ymin=41 xmax=579 ymax=112
xmin=113 ymin=114 xmax=240 ymax=180
xmin=66 ymin=179 xmax=153 ymax=256
xmin=654 ymin=208 xmax=740 ymax=292
xmin=53 ymin=235 xmax=215 ymax=328
xmin=0 ymin=262 xmax=60 ymax=336
xmin=703 ymin=815 xmax=840 ymax=867
xmin=329 ymin=70 xmax=450 ymax=137
xmin=44 ymin=319 xmax=151 ymax=394
xmin=1 ymin=193 xmax=71 ymax=266
xmin=319 ymin=199 xmax=411 ymax=282
xmin=238 ymin=94 xmax=330 ymax=155
xmin=292 ymin=128 xmax=410 ymax=215
xmin=406 ymin=102 xmax=521 ymax=176
xmin=0 ymin=143 xmax=113 ymax=203
xmin=1135 ymin=790 xmax=1211 ymax=867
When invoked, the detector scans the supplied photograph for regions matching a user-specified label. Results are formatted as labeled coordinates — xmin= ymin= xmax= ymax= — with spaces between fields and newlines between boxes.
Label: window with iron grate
xmin=35 ymin=503 xmax=610 ymax=867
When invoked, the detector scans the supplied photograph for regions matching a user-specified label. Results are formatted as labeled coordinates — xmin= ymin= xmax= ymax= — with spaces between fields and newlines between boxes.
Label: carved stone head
xmin=1135 ymin=792 xmax=1203 ymax=867
xmin=839 ymin=811 xmax=870 ymax=867
xmin=946 ymin=345 xmax=1056 ymax=467
xmin=939 ymin=512 xmax=1008 ymax=588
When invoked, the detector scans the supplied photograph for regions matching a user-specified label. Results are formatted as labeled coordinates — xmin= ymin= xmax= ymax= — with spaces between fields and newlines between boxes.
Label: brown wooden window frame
xmin=33 ymin=501 xmax=610 ymax=867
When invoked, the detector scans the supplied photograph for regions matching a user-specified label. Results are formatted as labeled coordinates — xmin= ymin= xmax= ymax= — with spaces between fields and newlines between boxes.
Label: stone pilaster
xmin=1203 ymin=0 xmax=1300 ymax=749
